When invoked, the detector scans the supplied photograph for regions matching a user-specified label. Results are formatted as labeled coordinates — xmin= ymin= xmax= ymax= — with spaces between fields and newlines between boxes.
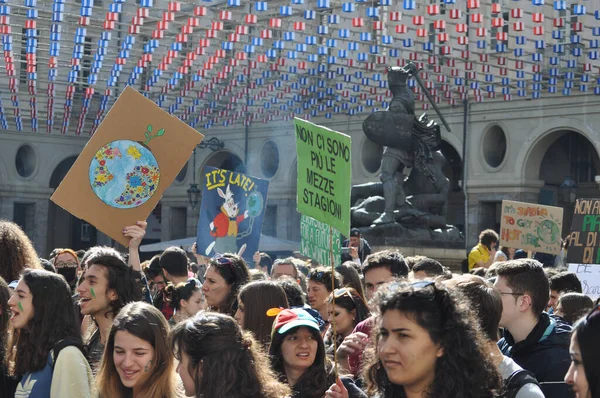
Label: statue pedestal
xmin=357 ymin=223 xmax=466 ymax=272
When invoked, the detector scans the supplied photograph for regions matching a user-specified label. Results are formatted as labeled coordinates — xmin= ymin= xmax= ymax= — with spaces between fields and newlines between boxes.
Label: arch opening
xmin=47 ymin=156 xmax=98 ymax=254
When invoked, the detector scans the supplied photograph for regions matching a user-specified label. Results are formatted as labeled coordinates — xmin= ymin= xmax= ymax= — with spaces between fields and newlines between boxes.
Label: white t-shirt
xmin=499 ymin=356 xmax=546 ymax=398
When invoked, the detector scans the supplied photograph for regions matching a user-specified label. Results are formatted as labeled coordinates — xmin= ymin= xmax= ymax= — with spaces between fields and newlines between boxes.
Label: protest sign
xmin=196 ymin=167 xmax=269 ymax=264
xmin=499 ymin=200 xmax=563 ymax=255
xmin=566 ymin=198 xmax=600 ymax=264
xmin=294 ymin=118 xmax=352 ymax=237
xmin=51 ymin=86 xmax=204 ymax=246
xmin=300 ymin=214 xmax=341 ymax=267
xmin=568 ymin=263 xmax=600 ymax=299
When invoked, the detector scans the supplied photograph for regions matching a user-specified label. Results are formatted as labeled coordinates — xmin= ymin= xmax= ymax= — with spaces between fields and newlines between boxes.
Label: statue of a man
xmin=362 ymin=64 xmax=441 ymax=225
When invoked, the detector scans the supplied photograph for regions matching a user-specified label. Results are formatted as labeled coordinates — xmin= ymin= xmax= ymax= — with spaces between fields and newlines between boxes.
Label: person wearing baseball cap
xmin=341 ymin=228 xmax=372 ymax=265
xmin=268 ymin=308 xmax=365 ymax=398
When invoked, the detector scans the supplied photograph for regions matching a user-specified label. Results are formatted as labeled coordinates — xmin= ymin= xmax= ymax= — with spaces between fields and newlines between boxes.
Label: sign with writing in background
xmin=566 ymin=198 xmax=600 ymax=264
xmin=500 ymin=200 xmax=563 ymax=255
xmin=196 ymin=167 xmax=269 ymax=264
xmin=568 ymin=263 xmax=600 ymax=299
xmin=300 ymin=214 xmax=341 ymax=267
xmin=294 ymin=118 xmax=352 ymax=237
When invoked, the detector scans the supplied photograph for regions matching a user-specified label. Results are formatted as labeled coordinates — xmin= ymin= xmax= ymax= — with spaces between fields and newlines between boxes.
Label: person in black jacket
xmin=494 ymin=259 xmax=574 ymax=398
xmin=341 ymin=228 xmax=372 ymax=265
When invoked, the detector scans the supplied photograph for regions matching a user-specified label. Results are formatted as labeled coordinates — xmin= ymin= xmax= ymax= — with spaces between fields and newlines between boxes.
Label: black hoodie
xmin=498 ymin=313 xmax=574 ymax=398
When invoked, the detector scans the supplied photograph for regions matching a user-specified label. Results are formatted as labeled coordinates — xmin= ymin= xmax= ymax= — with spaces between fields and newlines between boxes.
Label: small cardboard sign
xmin=568 ymin=263 xmax=600 ymax=299
xmin=51 ymin=86 xmax=204 ymax=246
xmin=499 ymin=200 xmax=563 ymax=255
xmin=196 ymin=167 xmax=269 ymax=264
xmin=294 ymin=118 xmax=351 ymax=237
xmin=566 ymin=198 xmax=600 ymax=264
xmin=300 ymin=214 xmax=341 ymax=267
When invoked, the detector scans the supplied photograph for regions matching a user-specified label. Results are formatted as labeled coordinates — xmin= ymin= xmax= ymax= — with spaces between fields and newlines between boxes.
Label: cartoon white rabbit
xmin=205 ymin=184 xmax=248 ymax=257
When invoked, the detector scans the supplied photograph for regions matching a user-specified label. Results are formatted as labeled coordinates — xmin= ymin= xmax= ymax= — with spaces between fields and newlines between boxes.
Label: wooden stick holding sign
xmin=329 ymin=225 xmax=338 ymax=378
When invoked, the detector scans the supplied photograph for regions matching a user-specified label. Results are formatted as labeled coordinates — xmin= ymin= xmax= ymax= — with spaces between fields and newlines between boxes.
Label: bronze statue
xmin=355 ymin=63 xmax=448 ymax=229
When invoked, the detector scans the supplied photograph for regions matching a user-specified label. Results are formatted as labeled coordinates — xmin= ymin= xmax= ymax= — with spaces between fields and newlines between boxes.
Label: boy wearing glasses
xmin=494 ymin=259 xmax=574 ymax=398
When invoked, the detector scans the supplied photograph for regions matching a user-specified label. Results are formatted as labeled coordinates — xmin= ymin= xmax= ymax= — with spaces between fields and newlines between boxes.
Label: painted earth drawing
xmin=89 ymin=140 xmax=160 ymax=209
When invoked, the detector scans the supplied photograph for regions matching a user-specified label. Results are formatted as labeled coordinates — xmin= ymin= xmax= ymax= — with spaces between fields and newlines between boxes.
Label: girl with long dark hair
xmin=8 ymin=269 xmax=94 ymax=397
xmin=170 ymin=312 xmax=289 ymax=398
xmin=234 ymin=280 xmax=289 ymax=348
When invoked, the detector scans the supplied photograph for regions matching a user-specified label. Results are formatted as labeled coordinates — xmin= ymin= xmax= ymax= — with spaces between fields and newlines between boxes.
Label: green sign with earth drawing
xmin=499 ymin=200 xmax=563 ymax=255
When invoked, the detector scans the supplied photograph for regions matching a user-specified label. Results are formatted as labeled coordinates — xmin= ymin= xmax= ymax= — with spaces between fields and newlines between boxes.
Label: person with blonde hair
xmin=96 ymin=301 xmax=183 ymax=398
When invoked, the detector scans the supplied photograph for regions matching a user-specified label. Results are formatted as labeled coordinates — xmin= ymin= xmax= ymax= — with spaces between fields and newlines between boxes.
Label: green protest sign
xmin=295 ymin=118 xmax=351 ymax=237
xmin=300 ymin=214 xmax=341 ymax=267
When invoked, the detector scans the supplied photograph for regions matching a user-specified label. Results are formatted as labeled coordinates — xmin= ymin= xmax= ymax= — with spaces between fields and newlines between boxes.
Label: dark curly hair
xmin=269 ymin=324 xmax=334 ymax=397
xmin=171 ymin=312 xmax=290 ymax=398
xmin=0 ymin=277 xmax=10 ymax=370
xmin=208 ymin=253 xmax=250 ymax=316
xmin=364 ymin=281 xmax=501 ymax=398
xmin=0 ymin=220 xmax=41 ymax=283
xmin=9 ymin=270 xmax=85 ymax=375
xmin=308 ymin=267 xmax=342 ymax=293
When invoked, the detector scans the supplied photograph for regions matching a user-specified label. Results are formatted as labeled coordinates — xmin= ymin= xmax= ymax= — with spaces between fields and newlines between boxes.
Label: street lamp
xmin=187 ymin=148 xmax=201 ymax=209
xmin=559 ymin=176 xmax=577 ymax=204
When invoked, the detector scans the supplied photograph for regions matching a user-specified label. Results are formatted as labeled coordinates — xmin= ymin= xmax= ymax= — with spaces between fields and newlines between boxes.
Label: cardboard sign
xmin=499 ymin=200 xmax=563 ymax=255
xmin=196 ymin=167 xmax=269 ymax=264
xmin=294 ymin=118 xmax=351 ymax=237
xmin=51 ymin=86 xmax=204 ymax=246
xmin=300 ymin=214 xmax=341 ymax=267
xmin=568 ymin=263 xmax=600 ymax=299
xmin=566 ymin=198 xmax=600 ymax=264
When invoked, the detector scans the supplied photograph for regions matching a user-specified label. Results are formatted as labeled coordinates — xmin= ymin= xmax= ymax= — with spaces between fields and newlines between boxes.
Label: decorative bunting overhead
xmin=0 ymin=0 xmax=597 ymax=133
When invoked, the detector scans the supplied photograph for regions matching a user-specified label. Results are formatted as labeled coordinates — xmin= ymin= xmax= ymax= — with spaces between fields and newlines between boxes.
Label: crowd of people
xmin=0 ymin=218 xmax=599 ymax=398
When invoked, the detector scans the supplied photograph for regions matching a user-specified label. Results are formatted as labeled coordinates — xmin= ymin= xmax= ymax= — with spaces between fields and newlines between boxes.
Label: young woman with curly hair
xmin=170 ymin=312 xmax=290 ymax=398
xmin=358 ymin=280 xmax=501 ymax=398
xmin=201 ymin=253 xmax=249 ymax=317
xmin=96 ymin=302 xmax=184 ymax=398
xmin=270 ymin=308 xmax=366 ymax=398
xmin=0 ymin=220 xmax=41 ymax=283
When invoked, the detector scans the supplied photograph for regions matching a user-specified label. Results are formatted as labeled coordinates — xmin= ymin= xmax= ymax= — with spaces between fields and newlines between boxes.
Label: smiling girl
xmin=8 ymin=269 xmax=94 ymax=397
xmin=96 ymin=302 xmax=183 ymax=398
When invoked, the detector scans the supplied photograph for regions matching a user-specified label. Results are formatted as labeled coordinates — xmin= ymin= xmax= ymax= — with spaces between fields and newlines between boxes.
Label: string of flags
xmin=0 ymin=0 xmax=597 ymax=133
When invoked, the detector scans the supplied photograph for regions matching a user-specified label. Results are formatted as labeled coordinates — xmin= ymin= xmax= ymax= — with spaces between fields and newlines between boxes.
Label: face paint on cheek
xmin=144 ymin=360 xmax=153 ymax=372
xmin=18 ymin=302 xmax=24 ymax=312
xmin=90 ymin=288 xmax=97 ymax=299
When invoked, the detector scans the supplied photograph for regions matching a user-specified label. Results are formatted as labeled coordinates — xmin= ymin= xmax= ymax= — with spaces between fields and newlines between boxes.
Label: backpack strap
xmin=50 ymin=339 xmax=81 ymax=369
xmin=504 ymin=369 xmax=540 ymax=398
